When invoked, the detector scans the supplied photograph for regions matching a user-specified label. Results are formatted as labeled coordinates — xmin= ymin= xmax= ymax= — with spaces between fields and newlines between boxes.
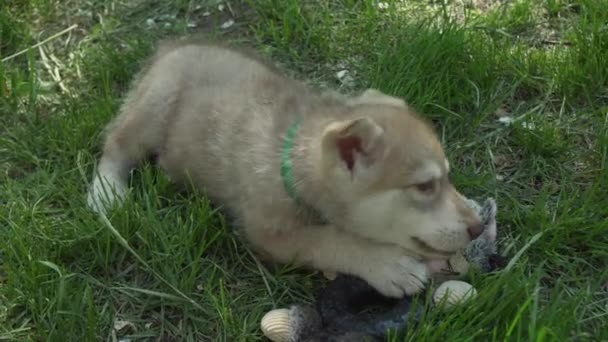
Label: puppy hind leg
xmin=87 ymin=129 xmax=136 ymax=214
xmin=87 ymin=90 xmax=174 ymax=214
xmin=86 ymin=50 xmax=186 ymax=214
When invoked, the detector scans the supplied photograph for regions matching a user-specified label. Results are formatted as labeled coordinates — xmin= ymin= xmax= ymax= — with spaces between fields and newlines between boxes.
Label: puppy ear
xmin=322 ymin=117 xmax=387 ymax=172
xmin=348 ymin=88 xmax=406 ymax=108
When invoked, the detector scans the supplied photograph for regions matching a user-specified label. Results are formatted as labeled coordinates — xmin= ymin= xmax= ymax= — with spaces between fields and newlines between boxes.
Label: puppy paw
xmin=358 ymin=249 xmax=429 ymax=298
xmin=86 ymin=172 xmax=127 ymax=215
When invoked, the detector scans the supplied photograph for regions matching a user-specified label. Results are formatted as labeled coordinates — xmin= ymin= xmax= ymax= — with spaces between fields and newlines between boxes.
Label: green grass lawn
xmin=1 ymin=0 xmax=607 ymax=340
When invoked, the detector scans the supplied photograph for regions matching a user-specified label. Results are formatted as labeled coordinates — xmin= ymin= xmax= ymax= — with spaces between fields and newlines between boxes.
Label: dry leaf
xmin=494 ymin=105 xmax=510 ymax=117
xmin=113 ymin=319 xmax=135 ymax=332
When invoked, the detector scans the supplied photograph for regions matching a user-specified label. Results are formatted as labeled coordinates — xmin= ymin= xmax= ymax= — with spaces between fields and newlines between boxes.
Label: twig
xmin=38 ymin=45 xmax=69 ymax=94
xmin=541 ymin=39 xmax=572 ymax=46
xmin=1 ymin=24 xmax=78 ymax=63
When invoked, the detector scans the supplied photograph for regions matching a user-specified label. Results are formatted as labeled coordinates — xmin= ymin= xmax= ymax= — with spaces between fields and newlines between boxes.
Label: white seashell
xmin=260 ymin=309 xmax=292 ymax=342
xmin=433 ymin=280 xmax=477 ymax=310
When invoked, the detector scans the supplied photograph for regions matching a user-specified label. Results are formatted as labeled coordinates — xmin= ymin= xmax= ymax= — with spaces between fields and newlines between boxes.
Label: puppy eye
xmin=415 ymin=180 xmax=436 ymax=194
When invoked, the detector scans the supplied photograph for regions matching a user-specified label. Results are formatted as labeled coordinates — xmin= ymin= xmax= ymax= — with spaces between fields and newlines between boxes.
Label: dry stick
xmin=1 ymin=24 xmax=78 ymax=63
xmin=38 ymin=45 xmax=69 ymax=94
xmin=541 ymin=40 xmax=572 ymax=46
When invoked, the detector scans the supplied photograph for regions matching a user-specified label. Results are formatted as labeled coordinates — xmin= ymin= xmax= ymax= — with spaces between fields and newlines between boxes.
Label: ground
xmin=1 ymin=0 xmax=607 ymax=340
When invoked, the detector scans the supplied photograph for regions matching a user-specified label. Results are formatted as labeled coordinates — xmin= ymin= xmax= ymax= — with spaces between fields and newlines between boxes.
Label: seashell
xmin=433 ymin=280 xmax=477 ymax=310
xmin=260 ymin=309 xmax=292 ymax=342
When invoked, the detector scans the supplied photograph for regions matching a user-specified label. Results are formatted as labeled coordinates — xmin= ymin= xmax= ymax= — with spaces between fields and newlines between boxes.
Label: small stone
xmin=521 ymin=121 xmax=536 ymax=130
xmin=433 ymin=280 xmax=477 ymax=309
xmin=498 ymin=116 xmax=515 ymax=125
xmin=260 ymin=309 xmax=292 ymax=342
xmin=220 ymin=20 xmax=234 ymax=29
xmin=335 ymin=69 xmax=355 ymax=87
xmin=336 ymin=69 xmax=348 ymax=80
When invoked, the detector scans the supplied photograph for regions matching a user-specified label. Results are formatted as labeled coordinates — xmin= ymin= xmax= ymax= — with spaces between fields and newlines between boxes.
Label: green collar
xmin=280 ymin=117 xmax=303 ymax=205
xmin=280 ymin=118 xmax=326 ymax=223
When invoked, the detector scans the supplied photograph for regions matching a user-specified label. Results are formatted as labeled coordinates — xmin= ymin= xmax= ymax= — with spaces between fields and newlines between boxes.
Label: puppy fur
xmin=87 ymin=39 xmax=483 ymax=298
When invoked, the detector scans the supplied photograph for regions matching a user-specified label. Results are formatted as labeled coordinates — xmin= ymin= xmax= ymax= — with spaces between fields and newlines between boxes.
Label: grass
xmin=1 ymin=0 xmax=607 ymax=340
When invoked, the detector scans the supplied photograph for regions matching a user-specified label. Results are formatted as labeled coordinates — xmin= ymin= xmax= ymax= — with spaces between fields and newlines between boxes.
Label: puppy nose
xmin=467 ymin=223 xmax=484 ymax=240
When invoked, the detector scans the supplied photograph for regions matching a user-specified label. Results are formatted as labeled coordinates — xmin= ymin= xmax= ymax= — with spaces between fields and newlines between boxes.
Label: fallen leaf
xmin=493 ymin=154 xmax=509 ymax=167
xmin=114 ymin=319 xmax=135 ymax=332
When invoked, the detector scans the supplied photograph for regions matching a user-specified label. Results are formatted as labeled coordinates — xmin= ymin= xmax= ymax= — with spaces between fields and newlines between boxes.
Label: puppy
xmin=87 ymin=39 xmax=483 ymax=298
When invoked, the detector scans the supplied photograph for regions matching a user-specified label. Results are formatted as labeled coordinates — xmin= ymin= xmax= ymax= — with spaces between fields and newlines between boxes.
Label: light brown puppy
xmin=87 ymin=40 xmax=483 ymax=298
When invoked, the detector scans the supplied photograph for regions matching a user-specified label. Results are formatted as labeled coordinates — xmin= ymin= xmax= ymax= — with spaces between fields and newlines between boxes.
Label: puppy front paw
xmin=358 ymin=249 xmax=429 ymax=298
